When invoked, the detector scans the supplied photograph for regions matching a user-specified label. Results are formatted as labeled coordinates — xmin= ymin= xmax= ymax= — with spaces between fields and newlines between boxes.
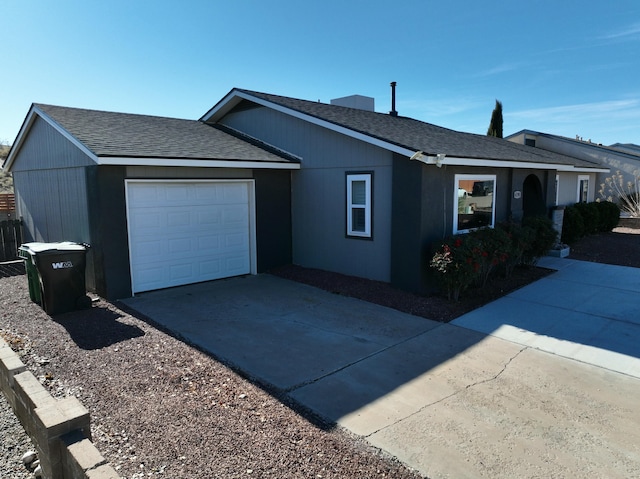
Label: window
xmin=346 ymin=173 xmax=372 ymax=238
xmin=577 ymin=175 xmax=589 ymax=203
xmin=555 ymin=174 xmax=559 ymax=206
xmin=454 ymin=174 xmax=496 ymax=234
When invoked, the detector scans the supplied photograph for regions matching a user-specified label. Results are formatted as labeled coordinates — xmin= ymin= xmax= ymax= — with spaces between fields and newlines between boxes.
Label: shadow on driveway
xmin=120 ymin=267 xmax=640 ymax=479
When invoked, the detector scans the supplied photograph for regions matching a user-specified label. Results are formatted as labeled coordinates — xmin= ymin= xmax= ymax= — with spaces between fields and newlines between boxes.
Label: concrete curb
xmin=0 ymin=337 xmax=121 ymax=479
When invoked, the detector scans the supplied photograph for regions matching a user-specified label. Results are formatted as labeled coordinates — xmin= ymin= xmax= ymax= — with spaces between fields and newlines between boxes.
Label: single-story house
xmin=506 ymin=130 xmax=639 ymax=206
xmin=4 ymin=89 xmax=607 ymax=299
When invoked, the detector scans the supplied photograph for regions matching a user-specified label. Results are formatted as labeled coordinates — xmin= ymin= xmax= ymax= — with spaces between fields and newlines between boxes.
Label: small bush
xmin=594 ymin=200 xmax=620 ymax=232
xmin=521 ymin=215 xmax=557 ymax=265
xmin=470 ymin=227 xmax=511 ymax=287
xmin=498 ymin=222 xmax=535 ymax=277
xmin=574 ymin=202 xmax=600 ymax=235
xmin=561 ymin=205 xmax=585 ymax=244
xmin=430 ymin=234 xmax=480 ymax=301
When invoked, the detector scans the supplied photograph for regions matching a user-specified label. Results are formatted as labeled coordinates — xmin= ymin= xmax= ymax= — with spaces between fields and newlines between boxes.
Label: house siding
xmin=10 ymin=116 xmax=95 ymax=171
xmin=220 ymin=105 xmax=393 ymax=282
xmin=508 ymin=133 xmax=612 ymax=205
xmin=393 ymin=162 xmax=522 ymax=293
xmin=10 ymin=114 xmax=94 ymax=283
xmin=14 ymin=167 xmax=91 ymax=243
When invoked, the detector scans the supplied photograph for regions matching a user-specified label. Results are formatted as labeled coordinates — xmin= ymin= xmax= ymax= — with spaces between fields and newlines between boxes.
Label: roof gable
xmin=203 ymin=89 xmax=606 ymax=172
xmin=4 ymin=104 xmax=300 ymax=171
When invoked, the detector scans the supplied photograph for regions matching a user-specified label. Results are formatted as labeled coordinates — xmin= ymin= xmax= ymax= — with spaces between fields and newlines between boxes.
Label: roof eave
xmin=97 ymin=156 xmax=300 ymax=170
xmin=411 ymin=153 xmax=609 ymax=172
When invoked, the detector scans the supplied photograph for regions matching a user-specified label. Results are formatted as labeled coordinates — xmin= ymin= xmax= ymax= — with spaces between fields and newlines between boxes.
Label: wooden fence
xmin=0 ymin=193 xmax=15 ymax=211
xmin=0 ymin=219 xmax=23 ymax=261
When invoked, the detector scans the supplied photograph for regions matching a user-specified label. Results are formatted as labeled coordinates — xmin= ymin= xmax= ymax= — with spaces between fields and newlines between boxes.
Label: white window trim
xmin=346 ymin=173 xmax=372 ymax=238
xmin=453 ymin=174 xmax=497 ymax=234
xmin=555 ymin=174 xmax=560 ymax=206
xmin=577 ymin=175 xmax=590 ymax=203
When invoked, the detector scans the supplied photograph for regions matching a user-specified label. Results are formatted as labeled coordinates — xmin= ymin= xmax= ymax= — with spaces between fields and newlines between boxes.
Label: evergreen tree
xmin=487 ymin=100 xmax=503 ymax=138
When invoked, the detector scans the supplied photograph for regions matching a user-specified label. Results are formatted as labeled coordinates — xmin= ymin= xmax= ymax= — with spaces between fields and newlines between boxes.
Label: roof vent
xmin=330 ymin=95 xmax=375 ymax=111
xmin=389 ymin=81 xmax=398 ymax=117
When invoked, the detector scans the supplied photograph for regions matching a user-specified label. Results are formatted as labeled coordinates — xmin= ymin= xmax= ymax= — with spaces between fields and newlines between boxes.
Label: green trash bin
xmin=19 ymin=242 xmax=90 ymax=315
xmin=18 ymin=244 xmax=42 ymax=305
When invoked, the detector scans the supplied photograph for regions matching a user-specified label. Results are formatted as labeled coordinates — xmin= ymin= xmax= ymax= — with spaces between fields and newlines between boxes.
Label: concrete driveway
xmin=122 ymin=258 xmax=640 ymax=479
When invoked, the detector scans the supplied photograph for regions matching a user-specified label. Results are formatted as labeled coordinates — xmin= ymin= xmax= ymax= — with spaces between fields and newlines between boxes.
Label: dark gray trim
xmin=86 ymin=165 xmax=132 ymax=299
xmin=390 ymin=156 xmax=426 ymax=292
xmin=254 ymin=169 xmax=292 ymax=271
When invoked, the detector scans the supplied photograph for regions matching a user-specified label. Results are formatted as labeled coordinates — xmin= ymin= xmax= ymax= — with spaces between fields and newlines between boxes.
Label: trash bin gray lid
xmin=21 ymin=242 xmax=86 ymax=253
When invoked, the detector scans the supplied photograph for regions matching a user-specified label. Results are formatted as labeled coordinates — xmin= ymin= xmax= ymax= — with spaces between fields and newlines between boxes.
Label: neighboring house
xmin=4 ymin=90 xmax=606 ymax=299
xmin=507 ymin=130 xmax=639 ymax=206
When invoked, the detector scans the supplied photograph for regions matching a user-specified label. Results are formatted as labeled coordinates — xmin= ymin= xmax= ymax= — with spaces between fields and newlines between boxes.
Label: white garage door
xmin=126 ymin=180 xmax=255 ymax=293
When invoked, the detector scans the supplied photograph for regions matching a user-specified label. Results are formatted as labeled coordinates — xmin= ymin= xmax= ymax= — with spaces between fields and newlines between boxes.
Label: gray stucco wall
xmin=220 ymin=105 xmax=394 ymax=282
xmin=392 ymin=162 xmax=545 ymax=293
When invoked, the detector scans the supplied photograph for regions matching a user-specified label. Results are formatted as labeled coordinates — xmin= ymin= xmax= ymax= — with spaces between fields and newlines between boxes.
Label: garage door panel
xmin=197 ymin=234 xmax=221 ymax=251
xmin=127 ymin=181 xmax=253 ymax=293
xmin=132 ymin=211 xmax=163 ymax=229
xmin=169 ymin=262 xmax=194 ymax=281
xmin=167 ymin=211 xmax=191 ymax=227
xmin=168 ymin=237 xmax=191 ymax=253
xmin=199 ymin=259 xmax=222 ymax=276
xmin=225 ymin=232 xmax=248 ymax=247
xmin=225 ymin=255 xmax=249 ymax=271
xmin=164 ymin=185 xmax=190 ymax=202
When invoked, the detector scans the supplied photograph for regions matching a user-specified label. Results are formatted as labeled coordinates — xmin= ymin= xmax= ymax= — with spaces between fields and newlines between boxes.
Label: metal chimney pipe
xmin=389 ymin=81 xmax=398 ymax=117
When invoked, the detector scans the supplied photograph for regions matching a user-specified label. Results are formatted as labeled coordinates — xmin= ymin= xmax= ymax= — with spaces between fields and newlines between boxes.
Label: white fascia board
xmin=441 ymin=156 xmax=567 ymax=169
xmin=200 ymin=89 xmax=245 ymax=122
xmin=567 ymin=166 xmax=610 ymax=173
xmin=97 ymin=156 xmax=300 ymax=169
xmin=414 ymin=153 xmax=607 ymax=172
xmin=205 ymin=90 xmax=416 ymax=157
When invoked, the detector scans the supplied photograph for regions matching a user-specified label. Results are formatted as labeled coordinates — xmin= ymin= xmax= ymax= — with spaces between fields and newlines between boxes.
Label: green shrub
xmin=471 ymin=227 xmax=512 ymax=287
xmin=594 ymin=200 xmax=620 ymax=232
xmin=561 ymin=205 xmax=585 ymax=244
xmin=430 ymin=218 xmax=556 ymax=301
xmin=521 ymin=215 xmax=557 ymax=265
xmin=498 ymin=222 xmax=535 ymax=277
xmin=574 ymin=202 xmax=600 ymax=235
xmin=430 ymin=234 xmax=480 ymax=301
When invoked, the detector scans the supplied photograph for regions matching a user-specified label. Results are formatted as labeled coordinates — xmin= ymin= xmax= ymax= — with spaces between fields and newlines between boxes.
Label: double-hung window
xmin=346 ymin=173 xmax=372 ymax=238
xmin=454 ymin=174 xmax=496 ymax=234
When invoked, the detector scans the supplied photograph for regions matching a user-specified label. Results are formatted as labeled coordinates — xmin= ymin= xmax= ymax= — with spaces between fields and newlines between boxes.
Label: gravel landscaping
xmin=0 ymin=274 xmax=422 ymax=479
xmin=1 ymin=226 xmax=638 ymax=478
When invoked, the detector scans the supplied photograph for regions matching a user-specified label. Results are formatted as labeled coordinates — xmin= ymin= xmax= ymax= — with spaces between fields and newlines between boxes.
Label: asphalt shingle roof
xmin=35 ymin=103 xmax=298 ymax=164
xmin=236 ymin=90 xmax=602 ymax=169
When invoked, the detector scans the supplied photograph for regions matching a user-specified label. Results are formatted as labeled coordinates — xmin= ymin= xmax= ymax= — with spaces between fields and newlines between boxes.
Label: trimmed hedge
xmin=561 ymin=201 xmax=619 ymax=244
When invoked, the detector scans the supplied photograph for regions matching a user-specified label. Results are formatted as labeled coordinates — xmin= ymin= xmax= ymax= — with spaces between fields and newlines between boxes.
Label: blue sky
xmin=2 ymin=0 xmax=640 ymax=147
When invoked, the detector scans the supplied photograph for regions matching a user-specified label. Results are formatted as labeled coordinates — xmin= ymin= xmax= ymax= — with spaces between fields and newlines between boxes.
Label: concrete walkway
xmin=122 ymin=259 xmax=640 ymax=479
